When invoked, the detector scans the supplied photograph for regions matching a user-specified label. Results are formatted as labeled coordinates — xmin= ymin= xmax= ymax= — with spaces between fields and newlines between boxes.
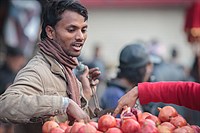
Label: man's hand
xmin=79 ymin=66 xmax=101 ymax=100
xmin=66 ymin=99 xmax=90 ymax=123
xmin=112 ymin=86 xmax=139 ymax=117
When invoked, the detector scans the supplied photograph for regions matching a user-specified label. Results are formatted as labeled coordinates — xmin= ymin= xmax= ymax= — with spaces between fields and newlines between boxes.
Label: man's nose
xmin=76 ymin=31 xmax=84 ymax=40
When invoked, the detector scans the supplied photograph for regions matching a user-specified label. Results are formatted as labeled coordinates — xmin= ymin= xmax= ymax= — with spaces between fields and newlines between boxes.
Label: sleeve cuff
xmin=62 ymin=97 xmax=70 ymax=113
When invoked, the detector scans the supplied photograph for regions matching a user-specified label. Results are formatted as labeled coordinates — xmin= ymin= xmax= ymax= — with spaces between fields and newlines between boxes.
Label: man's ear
xmin=45 ymin=25 xmax=55 ymax=39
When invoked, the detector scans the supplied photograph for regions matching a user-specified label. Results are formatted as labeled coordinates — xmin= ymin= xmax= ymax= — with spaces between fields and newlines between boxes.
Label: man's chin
xmin=65 ymin=51 xmax=81 ymax=57
xmin=70 ymin=53 xmax=81 ymax=58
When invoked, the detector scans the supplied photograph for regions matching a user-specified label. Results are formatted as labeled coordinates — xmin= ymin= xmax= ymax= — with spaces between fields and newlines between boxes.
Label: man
xmin=0 ymin=0 xmax=100 ymax=133
xmin=100 ymin=43 xmax=153 ymax=111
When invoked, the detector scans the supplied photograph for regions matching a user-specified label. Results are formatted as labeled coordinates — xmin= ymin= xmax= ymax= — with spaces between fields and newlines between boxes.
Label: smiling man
xmin=0 ymin=0 xmax=100 ymax=133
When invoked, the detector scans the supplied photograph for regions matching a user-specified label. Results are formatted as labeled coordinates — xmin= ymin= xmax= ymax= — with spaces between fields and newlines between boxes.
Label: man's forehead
xmin=57 ymin=11 xmax=87 ymax=27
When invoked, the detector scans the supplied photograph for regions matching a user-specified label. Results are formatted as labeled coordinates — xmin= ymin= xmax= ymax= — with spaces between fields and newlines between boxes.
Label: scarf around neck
xmin=38 ymin=38 xmax=81 ymax=106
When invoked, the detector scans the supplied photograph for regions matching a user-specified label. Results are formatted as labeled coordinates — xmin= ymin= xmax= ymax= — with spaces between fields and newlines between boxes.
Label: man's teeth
xmin=74 ymin=44 xmax=81 ymax=47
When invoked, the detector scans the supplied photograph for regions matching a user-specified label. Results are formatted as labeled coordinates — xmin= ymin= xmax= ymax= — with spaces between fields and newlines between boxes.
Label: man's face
xmin=50 ymin=10 xmax=88 ymax=57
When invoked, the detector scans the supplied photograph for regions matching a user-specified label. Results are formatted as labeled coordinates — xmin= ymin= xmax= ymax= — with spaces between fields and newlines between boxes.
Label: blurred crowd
xmin=0 ymin=0 xmax=200 ymax=132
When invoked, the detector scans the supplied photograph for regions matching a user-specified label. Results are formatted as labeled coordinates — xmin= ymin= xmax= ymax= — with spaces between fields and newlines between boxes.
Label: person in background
xmin=0 ymin=0 xmax=10 ymax=65
xmin=0 ymin=0 xmax=100 ymax=133
xmin=100 ymin=43 xmax=153 ymax=111
xmin=0 ymin=46 xmax=26 ymax=95
xmin=113 ymin=81 xmax=200 ymax=116
xmin=147 ymin=40 xmax=189 ymax=82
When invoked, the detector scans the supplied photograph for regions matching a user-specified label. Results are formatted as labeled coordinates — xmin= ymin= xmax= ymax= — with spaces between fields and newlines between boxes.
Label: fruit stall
xmin=42 ymin=106 xmax=200 ymax=133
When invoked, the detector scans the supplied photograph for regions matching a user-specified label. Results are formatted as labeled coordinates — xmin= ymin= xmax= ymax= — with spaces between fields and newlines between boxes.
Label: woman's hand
xmin=112 ymin=86 xmax=139 ymax=117
xmin=79 ymin=65 xmax=101 ymax=100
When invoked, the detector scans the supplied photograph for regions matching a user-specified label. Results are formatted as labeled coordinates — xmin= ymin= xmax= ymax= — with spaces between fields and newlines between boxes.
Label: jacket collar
xmin=39 ymin=51 xmax=66 ymax=80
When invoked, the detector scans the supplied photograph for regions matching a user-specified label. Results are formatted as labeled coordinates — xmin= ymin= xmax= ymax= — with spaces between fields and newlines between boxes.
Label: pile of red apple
xmin=42 ymin=105 xmax=200 ymax=133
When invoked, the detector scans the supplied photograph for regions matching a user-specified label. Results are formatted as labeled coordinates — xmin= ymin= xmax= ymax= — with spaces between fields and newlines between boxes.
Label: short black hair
xmin=40 ymin=0 xmax=88 ymax=40
xmin=117 ymin=65 xmax=147 ymax=84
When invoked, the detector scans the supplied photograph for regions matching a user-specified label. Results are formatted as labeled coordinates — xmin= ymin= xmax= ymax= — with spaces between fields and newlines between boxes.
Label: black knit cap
xmin=119 ymin=43 xmax=150 ymax=69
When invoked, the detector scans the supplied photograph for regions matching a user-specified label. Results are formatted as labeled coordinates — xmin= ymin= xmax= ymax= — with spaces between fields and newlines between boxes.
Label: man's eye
xmin=82 ymin=28 xmax=87 ymax=33
xmin=67 ymin=28 xmax=75 ymax=32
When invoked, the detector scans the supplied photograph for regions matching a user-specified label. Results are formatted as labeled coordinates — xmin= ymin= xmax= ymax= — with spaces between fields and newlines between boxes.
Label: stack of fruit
xmin=42 ymin=105 xmax=200 ymax=133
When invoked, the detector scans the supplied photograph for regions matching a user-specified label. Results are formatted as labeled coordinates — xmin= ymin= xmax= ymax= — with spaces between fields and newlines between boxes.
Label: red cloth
xmin=184 ymin=1 xmax=200 ymax=42
xmin=138 ymin=81 xmax=200 ymax=111
xmin=185 ymin=1 xmax=200 ymax=30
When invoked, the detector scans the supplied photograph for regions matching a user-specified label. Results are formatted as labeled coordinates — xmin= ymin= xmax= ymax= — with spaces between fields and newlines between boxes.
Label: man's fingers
xmin=82 ymin=116 xmax=90 ymax=123
xmin=76 ymin=115 xmax=90 ymax=123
